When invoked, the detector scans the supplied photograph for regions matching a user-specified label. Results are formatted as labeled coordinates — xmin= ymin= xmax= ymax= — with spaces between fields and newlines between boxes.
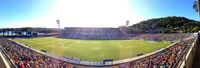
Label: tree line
xmin=0 ymin=27 xmax=58 ymax=36
xmin=130 ymin=16 xmax=200 ymax=33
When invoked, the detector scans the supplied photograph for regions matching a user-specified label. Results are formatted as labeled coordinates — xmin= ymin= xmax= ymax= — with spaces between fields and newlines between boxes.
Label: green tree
xmin=193 ymin=1 xmax=198 ymax=12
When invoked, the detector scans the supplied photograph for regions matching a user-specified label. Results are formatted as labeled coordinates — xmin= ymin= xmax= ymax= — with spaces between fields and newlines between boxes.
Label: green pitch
xmin=13 ymin=37 xmax=171 ymax=62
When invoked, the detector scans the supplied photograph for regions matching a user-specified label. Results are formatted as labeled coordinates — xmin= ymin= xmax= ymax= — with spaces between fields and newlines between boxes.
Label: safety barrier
xmin=1 ymin=33 xmax=198 ymax=67
xmin=0 ymin=46 xmax=18 ymax=68
xmin=178 ymin=33 xmax=199 ymax=68
xmin=8 ymin=38 xmax=182 ymax=67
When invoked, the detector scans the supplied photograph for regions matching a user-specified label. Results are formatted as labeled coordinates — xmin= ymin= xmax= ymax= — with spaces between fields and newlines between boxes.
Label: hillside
xmin=130 ymin=16 xmax=200 ymax=33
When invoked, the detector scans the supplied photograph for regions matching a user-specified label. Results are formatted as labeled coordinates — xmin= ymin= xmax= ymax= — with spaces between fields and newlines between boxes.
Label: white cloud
xmin=13 ymin=0 xmax=146 ymax=28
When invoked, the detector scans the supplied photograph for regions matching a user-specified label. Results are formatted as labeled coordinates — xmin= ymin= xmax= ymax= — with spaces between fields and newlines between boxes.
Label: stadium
xmin=0 ymin=25 xmax=199 ymax=68
xmin=1 ymin=0 xmax=200 ymax=68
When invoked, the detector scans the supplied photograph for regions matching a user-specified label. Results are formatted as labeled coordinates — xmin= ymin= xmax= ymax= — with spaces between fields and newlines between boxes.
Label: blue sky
xmin=0 ymin=0 xmax=199 ymax=28
xmin=130 ymin=0 xmax=199 ymax=20
xmin=0 ymin=0 xmax=55 ymax=27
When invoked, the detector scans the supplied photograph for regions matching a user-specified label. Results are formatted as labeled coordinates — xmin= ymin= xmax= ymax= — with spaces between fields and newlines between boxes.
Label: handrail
xmin=8 ymin=38 xmax=181 ymax=66
xmin=0 ymin=46 xmax=17 ymax=68
xmin=172 ymin=41 xmax=192 ymax=68
xmin=0 ymin=48 xmax=10 ymax=68
xmin=174 ymin=36 xmax=198 ymax=68
xmin=2 ymin=33 xmax=197 ymax=67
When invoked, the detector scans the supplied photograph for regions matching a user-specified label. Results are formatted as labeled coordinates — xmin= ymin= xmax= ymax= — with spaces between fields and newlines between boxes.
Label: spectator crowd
xmin=132 ymin=33 xmax=193 ymax=41
xmin=59 ymin=27 xmax=130 ymax=40
xmin=0 ymin=33 xmax=197 ymax=68
xmin=0 ymin=38 xmax=73 ymax=68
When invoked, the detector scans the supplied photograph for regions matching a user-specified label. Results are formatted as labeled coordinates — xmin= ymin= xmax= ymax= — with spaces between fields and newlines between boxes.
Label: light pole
xmin=56 ymin=19 xmax=61 ymax=34
xmin=126 ymin=20 xmax=129 ymax=26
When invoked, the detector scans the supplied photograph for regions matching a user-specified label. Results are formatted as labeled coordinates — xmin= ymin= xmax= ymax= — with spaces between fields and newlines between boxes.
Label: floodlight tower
xmin=126 ymin=20 xmax=129 ymax=26
xmin=56 ymin=19 xmax=61 ymax=33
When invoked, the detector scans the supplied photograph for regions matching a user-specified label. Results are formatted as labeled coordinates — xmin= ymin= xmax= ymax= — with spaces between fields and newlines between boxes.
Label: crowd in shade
xmin=132 ymin=33 xmax=193 ymax=41
xmin=59 ymin=27 xmax=130 ymax=40
xmin=0 ymin=33 xmax=197 ymax=68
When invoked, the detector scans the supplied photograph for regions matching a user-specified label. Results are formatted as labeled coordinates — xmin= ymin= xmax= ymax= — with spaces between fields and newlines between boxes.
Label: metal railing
xmin=1 ymin=33 xmax=198 ymax=67
xmin=0 ymin=46 xmax=17 ymax=68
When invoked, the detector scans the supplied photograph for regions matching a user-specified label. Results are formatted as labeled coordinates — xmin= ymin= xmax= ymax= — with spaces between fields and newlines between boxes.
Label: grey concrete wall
xmin=192 ymin=33 xmax=200 ymax=68
xmin=0 ymin=56 xmax=6 ymax=68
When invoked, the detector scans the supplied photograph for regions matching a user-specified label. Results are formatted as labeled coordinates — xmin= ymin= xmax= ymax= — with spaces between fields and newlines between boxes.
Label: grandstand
xmin=0 ymin=32 xmax=199 ymax=68
xmin=1 ymin=0 xmax=200 ymax=67
xmin=58 ymin=27 xmax=131 ymax=40
xmin=132 ymin=33 xmax=193 ymax=41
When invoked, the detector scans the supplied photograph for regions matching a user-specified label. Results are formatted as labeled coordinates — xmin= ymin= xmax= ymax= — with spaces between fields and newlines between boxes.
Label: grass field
xmin=13 ymin=37 xmax=171 ymax=61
